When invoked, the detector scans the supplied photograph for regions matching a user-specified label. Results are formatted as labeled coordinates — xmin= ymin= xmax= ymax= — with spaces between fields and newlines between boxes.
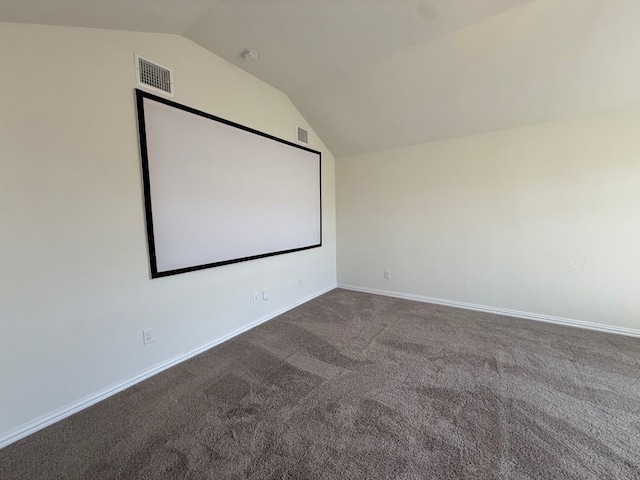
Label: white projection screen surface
xmin=136 ymin=90 xmax=322 ymax=278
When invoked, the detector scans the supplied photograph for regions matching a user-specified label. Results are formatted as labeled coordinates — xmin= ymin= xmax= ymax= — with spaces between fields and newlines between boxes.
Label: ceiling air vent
xmin=135 ymin=54 xmax=174 ymax=97
xmin=297 ymin=126 xmax=309 ymax=145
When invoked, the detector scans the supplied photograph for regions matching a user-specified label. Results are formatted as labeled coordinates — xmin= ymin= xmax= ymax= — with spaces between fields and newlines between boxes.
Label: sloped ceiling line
xmin=2 ymin=0 xmax=640 ymax=157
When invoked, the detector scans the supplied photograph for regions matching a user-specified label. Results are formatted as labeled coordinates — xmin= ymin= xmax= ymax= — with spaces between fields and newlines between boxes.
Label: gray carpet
xmin=1 ymin=289 xmax=639 ymax=479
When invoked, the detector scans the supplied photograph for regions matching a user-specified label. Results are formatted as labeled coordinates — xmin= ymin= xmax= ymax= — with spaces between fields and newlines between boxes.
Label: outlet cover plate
xmin=143 ymin=328 xmax=155 ymax=345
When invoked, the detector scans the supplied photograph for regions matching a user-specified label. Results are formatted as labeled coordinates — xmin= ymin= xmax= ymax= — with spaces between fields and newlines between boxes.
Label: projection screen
xmin=136 ymin=89 xmax=322 ymax=278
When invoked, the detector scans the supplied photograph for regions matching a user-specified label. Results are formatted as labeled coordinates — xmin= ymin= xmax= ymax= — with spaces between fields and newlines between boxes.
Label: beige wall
xmin=337 ymin=107 xmax=640 ymax=330
xmin=0 ymin=22 xmax=336 ymax=438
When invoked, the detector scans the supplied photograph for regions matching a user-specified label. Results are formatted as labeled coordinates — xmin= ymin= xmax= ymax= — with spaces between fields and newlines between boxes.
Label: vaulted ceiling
xmin=1 ymin=0 xmax=639 ymax=157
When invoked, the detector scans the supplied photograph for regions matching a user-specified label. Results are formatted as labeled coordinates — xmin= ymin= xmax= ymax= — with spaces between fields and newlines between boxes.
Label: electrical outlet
xmin=384 ymin=270 xmax=391 ymax=280
xmin=142 ymin=328 xmax=155 ymax=345
xmin=253 ymin=292 xmax=260 ymax=303
xmin=298 ymin=277 xmax=304 ymax=287
xmin=262 ymin=289 xmax=269 ymax=301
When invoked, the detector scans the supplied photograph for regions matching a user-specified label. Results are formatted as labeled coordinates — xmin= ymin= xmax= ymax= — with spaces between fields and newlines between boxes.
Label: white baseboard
xmin=338 ymin=283 xmax=640 ymax=338
xmin=0 ymin=284 xmax=336 ymax=450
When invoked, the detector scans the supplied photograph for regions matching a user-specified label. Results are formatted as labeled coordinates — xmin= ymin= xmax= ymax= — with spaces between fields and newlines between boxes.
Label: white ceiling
xmin=2 ymin=0 xmax=640 ymax=157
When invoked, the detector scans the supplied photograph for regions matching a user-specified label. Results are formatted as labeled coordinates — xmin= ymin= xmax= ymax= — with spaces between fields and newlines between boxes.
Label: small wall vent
xmin=297 ymin=126 xmax=309 ymax=145
xmin=135 ymin=54 xmax=174 ymax=97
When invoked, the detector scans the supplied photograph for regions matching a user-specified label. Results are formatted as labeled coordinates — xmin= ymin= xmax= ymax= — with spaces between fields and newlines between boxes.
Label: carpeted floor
xmin=1 ymin=288 xmax=640 ymax=479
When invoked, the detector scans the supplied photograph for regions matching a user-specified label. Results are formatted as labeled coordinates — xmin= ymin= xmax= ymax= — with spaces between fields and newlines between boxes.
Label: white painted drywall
xmin=337 ymin=107 xmax=640 ymax=330
xmin=0 ymin=22 xmax=336 ymax=438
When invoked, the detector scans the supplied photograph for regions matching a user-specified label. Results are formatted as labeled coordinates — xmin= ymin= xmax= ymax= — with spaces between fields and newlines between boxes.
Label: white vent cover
xmin=135 ymin=54 xmax=174 ymax=97
xmin=297 ymin=126 xmax=309 ymax=144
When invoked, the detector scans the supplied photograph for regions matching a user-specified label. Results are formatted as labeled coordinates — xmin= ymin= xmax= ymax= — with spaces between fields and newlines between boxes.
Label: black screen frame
xmin=135 ymin=89 xmax=322 ymax=278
